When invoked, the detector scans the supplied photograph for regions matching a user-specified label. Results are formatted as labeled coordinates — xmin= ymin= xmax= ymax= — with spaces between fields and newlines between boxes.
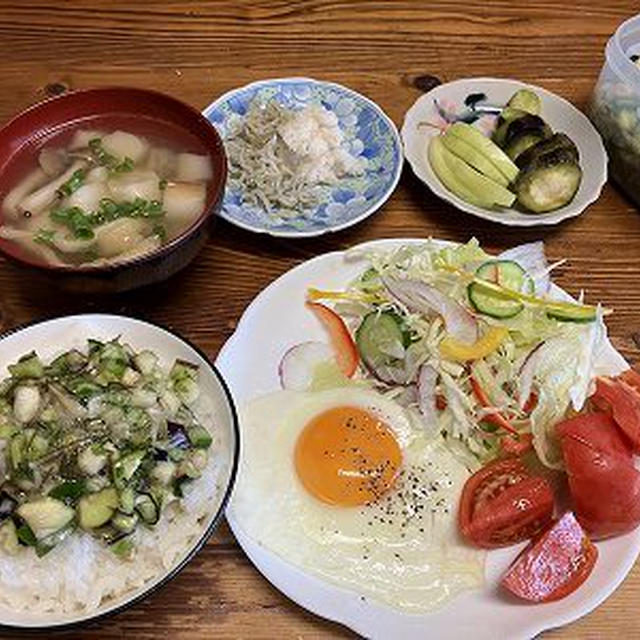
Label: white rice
xmin=0 ymin=403 xmax=226 ymax=614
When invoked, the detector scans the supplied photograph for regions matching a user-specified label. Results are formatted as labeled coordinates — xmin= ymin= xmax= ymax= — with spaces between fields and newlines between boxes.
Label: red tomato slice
xmin=620 ymin=369 xmax=640 ymax=392
xmin=557 ymin=411 xmax=640 ymax=539
xmin=501 ymin=511 xmax=597 ymax=603
xmin=458 ymin=457 xmax=554 ymax=548
xmin=306 ymin=302 xmax=359 ymax=377
xmin=593 ymin=375 xmax=640 ymax=452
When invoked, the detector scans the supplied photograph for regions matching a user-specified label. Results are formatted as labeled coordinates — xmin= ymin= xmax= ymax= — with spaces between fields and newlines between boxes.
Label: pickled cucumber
xmin=441 ymin=134 xmax=510 ymax=187
xmin=507 ymin=89 xmax=542 ymax=116
xmin=428 ymin=136 xmax=494 ymax=207
xmin=446 ymin=122 xmax=519 ymax=182
xmin=439 ymin=139 xmax=516 ymax=207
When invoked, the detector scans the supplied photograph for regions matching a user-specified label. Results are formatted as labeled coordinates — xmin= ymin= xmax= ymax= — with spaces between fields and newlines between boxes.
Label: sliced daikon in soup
xmin=108 ymin=170 xmax=162 ymax=202
xmin=96 ymin=218 xmax=150 ymax=258
xmin=101 ymin=130 xmax=149 ymax=163
xmin=67 ymin=182 xmax=110 ymax=212
xmin=38 ymin=148 xmax=68 ymax=177
xmin=163 ymin=182 xmax=206 ymax=231
xmin=69 ymin=129 xmax=105 ymax=150
xmin=147 ymin=147 xmax=177 ymax=179
xmin=175 ymin=153 xmax=212 ymax=182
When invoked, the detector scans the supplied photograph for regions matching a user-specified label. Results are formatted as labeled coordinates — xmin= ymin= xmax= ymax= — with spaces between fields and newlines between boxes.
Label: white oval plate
xmin=402 ymin=77 xmax=608 ymax=226
xmin=0 ymin=314 xmax=239 ymax=631
xmin=203 ymin=77 xmax=403 ymax=237
xmin=216 ymin=238 xmax=639 ymax=640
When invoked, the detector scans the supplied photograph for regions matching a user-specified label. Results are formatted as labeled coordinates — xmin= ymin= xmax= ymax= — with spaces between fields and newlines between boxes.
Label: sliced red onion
xmin=383 ymin=276 xmax=478 ymax=344
xmin=417 ymin=364 xmax=439 ymax=430
xmin=517 ymin=341 xmax=546 ymax=409
xmin=279 ymin=341 xmax=334 ymax=391
xmin=367 ymin=362 xmax=410 ymax=386
xmin=499 ymin=241 xmax=550 ymax=296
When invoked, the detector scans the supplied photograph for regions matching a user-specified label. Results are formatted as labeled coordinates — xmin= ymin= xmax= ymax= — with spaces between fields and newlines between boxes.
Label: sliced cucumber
xmin=187 ymin=425 xmax=212 ymax=449
xmin=355 ymin=312 xmax=406 ymax=372
xmin=545 ymin=302 xmax=597 ymax=323
xmin=119 ymin=486 xmax=135 ymax=515
xmin=0 ymin=519 xmax=19 ymax=555
xmin=135 ymin=493 xmax=159 ymax=525
xmin=78 ymin=488 xmax=119 ymax=530
xmin=17 ymin=497 xmax=75 ymax=539
xmin=111 ymin=511 xmax=138 ymax=534
xmin=468 ymin=260 xmax=534 ymax=318
xmin=35 ymin=520 xmax=75 ymax=557
xmin=113 ymin=449 xmax=145 ymax=489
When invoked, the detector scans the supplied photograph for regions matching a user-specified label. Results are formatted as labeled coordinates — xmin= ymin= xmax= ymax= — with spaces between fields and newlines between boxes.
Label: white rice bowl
xmin=0 ymin=315 xmax=238 ymax=629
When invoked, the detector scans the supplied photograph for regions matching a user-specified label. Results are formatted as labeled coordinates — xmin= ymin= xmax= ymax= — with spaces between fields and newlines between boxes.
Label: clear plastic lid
xmin=606 ymin=13 xmax=640 ymax=86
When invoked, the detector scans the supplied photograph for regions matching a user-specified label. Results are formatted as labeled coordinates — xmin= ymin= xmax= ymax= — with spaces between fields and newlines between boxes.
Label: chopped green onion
xmin=56 ymin=169 xmax=86 ymax=198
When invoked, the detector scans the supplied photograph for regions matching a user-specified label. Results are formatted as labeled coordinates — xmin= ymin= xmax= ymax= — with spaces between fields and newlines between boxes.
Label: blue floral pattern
xmin=202 ymin=78 xmax=402 ymax=237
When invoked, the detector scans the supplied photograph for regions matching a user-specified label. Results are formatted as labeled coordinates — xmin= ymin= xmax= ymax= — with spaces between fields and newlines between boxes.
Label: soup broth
xmin=0 ymin=117 xmax=213 ymax=267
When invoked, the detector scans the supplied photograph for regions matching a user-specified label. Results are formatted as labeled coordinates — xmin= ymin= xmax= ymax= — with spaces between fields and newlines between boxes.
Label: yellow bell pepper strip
xmin=307 ymin=287 xmax=380 ymax=304
xmin=439 ymin=326 xmax=509 ymax=362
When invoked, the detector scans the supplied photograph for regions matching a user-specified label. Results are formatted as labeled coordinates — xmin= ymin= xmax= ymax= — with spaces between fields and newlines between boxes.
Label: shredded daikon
xmin=225 ymin=100 xmax=367 ymax=219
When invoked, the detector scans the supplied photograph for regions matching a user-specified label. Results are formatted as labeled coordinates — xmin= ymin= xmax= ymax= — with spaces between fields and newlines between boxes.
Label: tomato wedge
xmin=557 ymin=411 xmax=640 ymax=539
xmin=306 ymin=302 xmax=359 ymax=377
xmin=458 ymin=457 xmax=554 ymax=548
xmin=592 ymin=374 xmax=640 ymax=452
xmin=501 ymin=511 xmax=597 ymax=603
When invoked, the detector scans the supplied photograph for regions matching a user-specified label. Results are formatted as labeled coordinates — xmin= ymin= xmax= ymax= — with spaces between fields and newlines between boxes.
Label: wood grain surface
xmin=1 ymin=0 xmax=640 ymax=637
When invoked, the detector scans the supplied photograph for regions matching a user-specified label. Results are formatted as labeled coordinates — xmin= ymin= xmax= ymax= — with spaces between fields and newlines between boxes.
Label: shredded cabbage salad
xmin=308 ymin=239 xmax=614 ymax=471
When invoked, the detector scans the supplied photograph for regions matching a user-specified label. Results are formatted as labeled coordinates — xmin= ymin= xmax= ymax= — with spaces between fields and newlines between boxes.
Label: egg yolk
xmin=294 ymin=405 xmax=402 ymax=506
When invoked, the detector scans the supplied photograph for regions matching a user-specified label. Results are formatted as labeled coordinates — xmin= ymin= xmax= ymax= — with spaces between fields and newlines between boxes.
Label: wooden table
xmin=1 ymin=1 xmax=640 ymax=637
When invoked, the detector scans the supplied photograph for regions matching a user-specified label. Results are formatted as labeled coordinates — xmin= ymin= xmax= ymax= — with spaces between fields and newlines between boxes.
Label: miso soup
xmin=0 ymin=121 xmax=213 ymax=267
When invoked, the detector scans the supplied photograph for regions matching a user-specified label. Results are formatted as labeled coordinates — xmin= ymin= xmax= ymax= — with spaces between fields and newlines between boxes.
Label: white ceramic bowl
xmin=0 ymin=314 xmax=239 ymax=631
xmin=402 ymin=77 xmax=608 ymax=226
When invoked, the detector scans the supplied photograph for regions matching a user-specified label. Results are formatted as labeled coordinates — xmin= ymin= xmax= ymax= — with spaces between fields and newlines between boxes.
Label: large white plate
xmin=216 ymin=239 xmax=639 ymax=639
xmin=402 ymin=78 xmax=608 ymax=227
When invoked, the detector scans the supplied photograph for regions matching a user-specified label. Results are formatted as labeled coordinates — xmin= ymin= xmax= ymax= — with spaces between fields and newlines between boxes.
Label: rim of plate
xmin=202 ymin=77 xmax=403 ymax=238
xmin=0 ymin=313 xmax=240 ymax=632
xmin=216 ymin=237 xmax=640 ymax=640
xmin=401 ymin=77 xmax=608 ymax=227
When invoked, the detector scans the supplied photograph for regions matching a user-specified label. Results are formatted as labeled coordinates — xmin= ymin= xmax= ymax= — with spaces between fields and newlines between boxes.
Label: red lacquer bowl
xmin=0 ymin=87 xmax=227 ymax=293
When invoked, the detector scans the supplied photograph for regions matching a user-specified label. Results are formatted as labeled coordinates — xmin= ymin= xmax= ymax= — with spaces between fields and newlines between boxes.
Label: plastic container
xmin=590 ymin=14 xmax=640 ymax=205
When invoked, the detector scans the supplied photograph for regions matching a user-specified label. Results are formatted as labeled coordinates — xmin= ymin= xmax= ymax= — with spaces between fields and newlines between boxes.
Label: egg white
xmin=229 ymin=386 xmax=485 ymax=612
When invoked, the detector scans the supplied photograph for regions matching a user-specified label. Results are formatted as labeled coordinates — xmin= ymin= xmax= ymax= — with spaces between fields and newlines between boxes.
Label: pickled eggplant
xmin=514 ymin=158 xmax=582 ymax=213
xmin=515 ymin=133 xmax=579 ymax=169
xmin=505 ymin=132 xmax=547 ymax=161
xmin=503 ymin=115 xmax=552 ymax=147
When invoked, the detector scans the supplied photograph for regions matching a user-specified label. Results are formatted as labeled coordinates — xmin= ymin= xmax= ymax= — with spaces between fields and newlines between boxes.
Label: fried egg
xmin=229 ymin=387 xmax=485 ymax=612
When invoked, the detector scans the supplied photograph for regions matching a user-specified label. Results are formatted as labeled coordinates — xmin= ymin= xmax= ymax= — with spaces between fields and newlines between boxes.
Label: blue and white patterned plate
xmin=202 ymin=78 xmax=402 ymax=237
